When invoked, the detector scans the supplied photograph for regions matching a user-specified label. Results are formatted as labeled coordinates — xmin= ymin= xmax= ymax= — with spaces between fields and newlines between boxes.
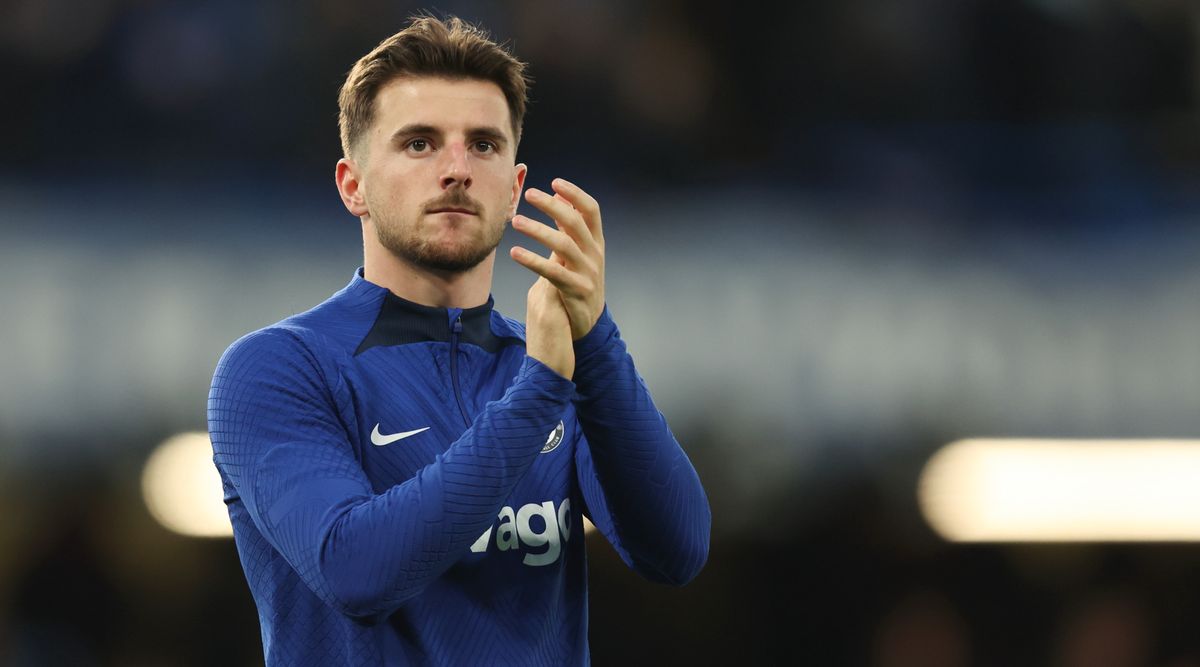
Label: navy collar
xmin=349 ymin=268 xmax=521 ymax=355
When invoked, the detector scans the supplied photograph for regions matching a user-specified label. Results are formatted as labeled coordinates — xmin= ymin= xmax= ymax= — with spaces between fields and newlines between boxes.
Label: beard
xmin=373 ymin=189 xmax=506 ymax=273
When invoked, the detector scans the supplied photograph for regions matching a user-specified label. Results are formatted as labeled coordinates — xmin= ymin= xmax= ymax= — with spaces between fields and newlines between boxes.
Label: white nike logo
xmin=371 ymin=424 xmax=430 ymax=446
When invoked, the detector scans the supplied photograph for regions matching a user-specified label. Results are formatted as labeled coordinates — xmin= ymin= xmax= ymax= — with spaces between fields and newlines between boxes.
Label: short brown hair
xmin=337 ymin=15 xmax=530 ymax=158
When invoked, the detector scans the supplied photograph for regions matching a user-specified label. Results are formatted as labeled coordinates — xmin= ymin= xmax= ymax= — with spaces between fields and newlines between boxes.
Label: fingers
xmin=515 ymin=178 xmax=605 ymax=342
xmin=523 ymin=186 xmax=600 ymax=254
xmin=510 ymin=246 xmax=588 ymax=293
xmin=549 ymin=178 xmax=603 ymax=242
xmin=511 ymin=215 xmax=588 ymax=268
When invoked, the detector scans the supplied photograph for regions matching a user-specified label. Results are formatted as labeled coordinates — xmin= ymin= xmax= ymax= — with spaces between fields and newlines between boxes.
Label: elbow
xmin=671 ymin=527 xmax=711 ymax=586
xmin=657 ymin=464 xmax=712 ymax=586
xmin=672 ymin=499 xmax=711 ymax=585
xmin=313 ymin=509 xmax=425 ymax=624
xmin=318 ymin=557 xmax=422 ymax=625
xmin=642 ymin=542 xmax=708 ymax=587
xmin=645 ymin=506 xmax=711 ymax=587
xmin=660 ymin=549 xmax=709 ymax=587
xmin=321 ymin=571 xmax=391 ymax=625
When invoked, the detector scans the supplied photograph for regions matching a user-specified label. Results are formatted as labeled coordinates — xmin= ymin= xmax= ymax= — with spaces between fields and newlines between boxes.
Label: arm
xmin=510 ymin=178 xmax=710 ymax=585
xmin=571 ymin=308 xmax=711 ymax=585
xmin=209 ymin=301 xmax=574 ymax=623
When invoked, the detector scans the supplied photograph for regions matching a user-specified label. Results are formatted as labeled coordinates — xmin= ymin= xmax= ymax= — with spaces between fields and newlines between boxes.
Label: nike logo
xmin=371 ymin=424 xmax=430 ymax=446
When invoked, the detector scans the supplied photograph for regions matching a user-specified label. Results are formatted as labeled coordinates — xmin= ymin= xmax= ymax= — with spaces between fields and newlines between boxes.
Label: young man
xmin=208 ymin=16 xmax=710 ymax=666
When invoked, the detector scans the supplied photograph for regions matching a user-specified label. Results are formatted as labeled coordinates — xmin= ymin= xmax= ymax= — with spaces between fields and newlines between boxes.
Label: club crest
xmin=542 ymin=420 xmax=565 ymax=453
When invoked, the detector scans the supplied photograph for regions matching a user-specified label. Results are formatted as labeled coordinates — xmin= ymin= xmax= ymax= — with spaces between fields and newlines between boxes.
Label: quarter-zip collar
xmin=349 ymin=268 xmax=519 ymax=355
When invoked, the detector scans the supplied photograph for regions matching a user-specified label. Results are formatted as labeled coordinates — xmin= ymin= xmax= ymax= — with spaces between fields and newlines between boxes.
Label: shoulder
xmin=213 ymin=290 xmax=364 ymax=393
xmin=208 ymin=320 xmax=356 ymax=434
xmin=218 ymin=324 xmax=313 ymax=365
xmin=212 ymin=324 xmax=327 ymax=392
xmin=216 ymin=279 xmax=385 ymax=380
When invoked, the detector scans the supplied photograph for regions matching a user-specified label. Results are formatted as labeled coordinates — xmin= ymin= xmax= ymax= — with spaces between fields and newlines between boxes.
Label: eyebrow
xmin=390 ymin=124 xmax=510 ymax=150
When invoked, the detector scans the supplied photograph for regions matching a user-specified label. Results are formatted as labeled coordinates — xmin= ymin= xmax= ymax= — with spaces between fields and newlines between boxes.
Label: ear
xmin=509 ymin=163 xmax=528 ymax=219
xmin=336 ymin=158 xmax=369 ymax=218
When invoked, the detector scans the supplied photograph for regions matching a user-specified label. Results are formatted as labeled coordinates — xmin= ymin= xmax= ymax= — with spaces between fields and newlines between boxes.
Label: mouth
xmin=427 ymin=207 xmax=478 ymax=216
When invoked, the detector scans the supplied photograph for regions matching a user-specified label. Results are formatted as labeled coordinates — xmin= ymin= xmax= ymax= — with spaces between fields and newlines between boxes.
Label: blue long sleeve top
xmin=207 ymin=269 xmax=710 ymax=666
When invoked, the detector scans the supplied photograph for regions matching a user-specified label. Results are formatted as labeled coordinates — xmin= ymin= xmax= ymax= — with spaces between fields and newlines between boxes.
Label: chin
xmin=410 ymin=239 xmax=498 ymax=273
xmin=377 ymin=215 xmax=502 ymax=273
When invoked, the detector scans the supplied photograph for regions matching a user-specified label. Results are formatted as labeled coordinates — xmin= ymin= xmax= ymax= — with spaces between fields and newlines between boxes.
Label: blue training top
xmin=207 ymin=269 xmax=710 ymax=666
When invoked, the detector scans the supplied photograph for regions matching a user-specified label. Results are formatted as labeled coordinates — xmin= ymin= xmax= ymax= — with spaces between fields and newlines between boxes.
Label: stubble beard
xmin=374 ymin=194 xmax=506 ymax=274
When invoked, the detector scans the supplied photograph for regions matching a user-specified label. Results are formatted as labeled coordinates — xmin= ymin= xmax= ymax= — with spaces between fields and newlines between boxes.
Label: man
xmin=208 ymin=15 xmax=710 ymax=666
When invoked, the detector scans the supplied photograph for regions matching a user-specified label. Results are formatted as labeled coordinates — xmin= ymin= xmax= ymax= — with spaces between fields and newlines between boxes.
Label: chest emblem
xmin=541 ymin=421 xmax=565 ymax=454
xmin=371 ymin=424 xmax=430 ymax=446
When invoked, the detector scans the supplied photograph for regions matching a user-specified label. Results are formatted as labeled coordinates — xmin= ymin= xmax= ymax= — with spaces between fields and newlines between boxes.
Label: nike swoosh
xmin=371 ymin=424 xmax=430 ymax=446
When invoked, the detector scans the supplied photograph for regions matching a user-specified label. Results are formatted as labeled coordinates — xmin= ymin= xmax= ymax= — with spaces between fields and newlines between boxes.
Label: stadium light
xmin=142 ymin=432 xmax=233 ymax=538
xmin=919 ymin=439 xmax=1200 ymax=542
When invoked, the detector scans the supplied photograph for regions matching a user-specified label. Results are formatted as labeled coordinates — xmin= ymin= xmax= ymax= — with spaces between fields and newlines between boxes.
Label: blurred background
xmin=4 ymin=0 xmax=1200 ymax=664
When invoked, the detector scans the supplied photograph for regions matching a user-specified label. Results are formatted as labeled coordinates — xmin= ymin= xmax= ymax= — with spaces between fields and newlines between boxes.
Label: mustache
xmin=423 ymin=190 xmax=482 ymax=215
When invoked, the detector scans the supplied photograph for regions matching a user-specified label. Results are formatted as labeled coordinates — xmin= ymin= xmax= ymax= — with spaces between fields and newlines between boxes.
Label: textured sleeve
xmin=571 ymin=308 xmax=711 ymax=585
xmin=208 ymin=328 xmax=572 ymax=623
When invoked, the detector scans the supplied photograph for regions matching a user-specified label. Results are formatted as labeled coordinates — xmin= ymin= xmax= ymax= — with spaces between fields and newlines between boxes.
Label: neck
xmin=362 ymin=228 xmax=494 ymax=309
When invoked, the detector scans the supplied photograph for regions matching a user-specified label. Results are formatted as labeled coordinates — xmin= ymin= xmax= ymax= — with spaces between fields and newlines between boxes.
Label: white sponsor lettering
xmin=496 ymin=506 xmax=518 ymax=552
xmin=469 ymin=498 xmax=571 ymax=566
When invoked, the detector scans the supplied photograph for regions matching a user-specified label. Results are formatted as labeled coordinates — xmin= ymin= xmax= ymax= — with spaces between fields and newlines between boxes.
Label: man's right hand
xmin=524 ymin=277 xmax=574 ymax=380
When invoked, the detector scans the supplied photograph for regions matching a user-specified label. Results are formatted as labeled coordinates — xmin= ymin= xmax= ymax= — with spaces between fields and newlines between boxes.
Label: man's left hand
xmin=510 ymin=178 xmax=606 ymax=341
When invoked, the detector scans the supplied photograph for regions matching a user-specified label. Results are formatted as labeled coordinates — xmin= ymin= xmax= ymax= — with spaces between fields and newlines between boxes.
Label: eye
xmin=474 ymin=141 xmax=497 ymax=154
xmin=406 ymin=138 xmax=431 ymax=153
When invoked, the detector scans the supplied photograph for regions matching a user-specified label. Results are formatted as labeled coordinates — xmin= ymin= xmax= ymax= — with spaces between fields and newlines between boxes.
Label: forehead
xmin=372 ymin=77 xmax=513 ymax=141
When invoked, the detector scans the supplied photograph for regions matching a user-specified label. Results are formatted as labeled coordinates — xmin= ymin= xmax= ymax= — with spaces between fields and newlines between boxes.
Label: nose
xmin=439 ymin=143 xmax=472 ymax=190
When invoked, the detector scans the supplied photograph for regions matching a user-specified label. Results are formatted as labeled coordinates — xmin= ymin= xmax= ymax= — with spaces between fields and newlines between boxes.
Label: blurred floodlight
xmin=142 ymin=432 xmax=232 ymax=538
xmin=919 ymin=439 xmax=1200 ymax=542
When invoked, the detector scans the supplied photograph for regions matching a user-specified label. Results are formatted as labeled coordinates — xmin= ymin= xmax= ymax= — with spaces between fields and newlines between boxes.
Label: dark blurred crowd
xmin=4 ymin=0 xmax=1198 ymax=222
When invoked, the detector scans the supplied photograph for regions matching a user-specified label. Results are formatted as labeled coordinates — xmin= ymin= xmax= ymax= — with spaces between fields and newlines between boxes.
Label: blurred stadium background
xmin=4 ymin=0 xmax=1200 ymax=664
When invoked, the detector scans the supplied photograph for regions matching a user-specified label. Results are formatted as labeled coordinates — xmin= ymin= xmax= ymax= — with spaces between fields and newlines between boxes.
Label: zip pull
xmin=448 ymin=311 xmax=470 ymax=426
xmin=447 ymin=307 xmax=464 ymax=334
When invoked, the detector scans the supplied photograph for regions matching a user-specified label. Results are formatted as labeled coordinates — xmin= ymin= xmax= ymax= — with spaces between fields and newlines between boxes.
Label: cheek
xmin=481 ymin=166 xmax=519 ymax=204
xmin=366 ymin=167 xmax=421 ymax=210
